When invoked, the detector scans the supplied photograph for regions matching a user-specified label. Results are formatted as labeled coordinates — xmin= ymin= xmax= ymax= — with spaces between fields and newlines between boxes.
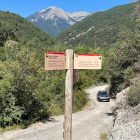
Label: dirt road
xmin=0 ymin=85 xmax=115 ymax=140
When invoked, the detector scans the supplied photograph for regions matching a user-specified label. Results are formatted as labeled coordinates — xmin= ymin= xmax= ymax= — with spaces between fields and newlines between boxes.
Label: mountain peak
xmin=39 ymin=6 xmax=62 ymax=14
xmin=26 ymin=7 xmax=92 ymax=37
xmin=29 ymin=6 xmax=91 ymax=23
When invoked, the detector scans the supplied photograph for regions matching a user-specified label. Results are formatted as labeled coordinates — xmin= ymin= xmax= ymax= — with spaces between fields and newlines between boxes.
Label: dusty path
xmin=0 ymin=85 xmax=115 ymax=140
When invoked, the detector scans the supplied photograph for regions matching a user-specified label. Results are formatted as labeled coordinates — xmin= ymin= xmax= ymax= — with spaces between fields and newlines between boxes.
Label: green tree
xmin=106 ymin=30 xmax=140 ymax=96
xmin=0 ymin=47 xmax=46 ymax=127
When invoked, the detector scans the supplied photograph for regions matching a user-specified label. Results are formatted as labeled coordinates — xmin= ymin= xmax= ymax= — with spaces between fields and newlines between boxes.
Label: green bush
xmin=127 ymin=82 xmax=140 ymax=106
xmin=106 ymin=30 xmax=140 ymax=96
xmin=0 ymin=47 xmax=46 ymax=128
xmin=73 ymin=89 xmax=88 ymax=112
xmin=124 ymin=67 xmax=135 ymax=86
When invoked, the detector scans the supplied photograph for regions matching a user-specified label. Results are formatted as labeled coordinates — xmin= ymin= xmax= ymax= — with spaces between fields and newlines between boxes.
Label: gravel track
xmin=0 ymin=85 xmax=115 ymax=140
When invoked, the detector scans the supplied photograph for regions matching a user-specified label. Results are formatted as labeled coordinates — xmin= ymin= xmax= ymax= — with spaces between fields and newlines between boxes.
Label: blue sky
xmin=0 ymin=0 xmax=136 ymax=18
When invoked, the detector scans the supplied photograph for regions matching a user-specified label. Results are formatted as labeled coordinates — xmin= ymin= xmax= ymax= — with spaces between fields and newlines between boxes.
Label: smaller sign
xmin=73 ymin=69 xmax=79 ymax=84
xmin=45 ymin=52 xmax=66 ymax=70
xmin=74 ymin=54 xmax=102 ymax=69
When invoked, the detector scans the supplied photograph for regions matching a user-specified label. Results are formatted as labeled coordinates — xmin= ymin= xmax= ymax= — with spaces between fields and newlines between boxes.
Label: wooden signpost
xmin=45 ymin=50 xmax=102 ymax=140
xmin=64 ymin=49 xmax=73 ymax=140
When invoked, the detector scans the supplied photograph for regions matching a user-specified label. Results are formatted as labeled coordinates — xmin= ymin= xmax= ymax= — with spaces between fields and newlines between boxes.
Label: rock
xmin=109 ymin=87 xmax=140 ymax=140
xmin=115 ymin=87 xmax=129 ymax=108
xmin=109 ymin=121 xmax=140 ymax=140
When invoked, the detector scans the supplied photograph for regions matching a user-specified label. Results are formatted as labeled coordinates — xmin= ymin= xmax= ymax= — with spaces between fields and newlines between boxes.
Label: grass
xmin=0 ymin=124 xmax=25 ymax=134
xmin=99 ymin=131 xmax=108 ymax=140
xmin=110 ymin=106 xmax=117 ymax=112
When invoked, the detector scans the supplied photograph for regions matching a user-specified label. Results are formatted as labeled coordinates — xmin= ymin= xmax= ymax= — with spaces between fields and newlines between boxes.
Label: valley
xmin=1 ymin=0 xmax=140 ymax=139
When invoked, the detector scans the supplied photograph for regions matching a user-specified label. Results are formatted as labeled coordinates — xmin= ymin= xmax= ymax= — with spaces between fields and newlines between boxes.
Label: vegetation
xmin=0 ymin=11 xmax=56 ymax=62
xmin=0 ymin=44 xmax=106 ymax=129
xmin=2 ymin=0 xmax=140 ymax=131
xmin=56 ymin=0 xmax=140 ymax=53
xmin=127 ymin=82 xmax=140 ymax=106
xmin=106 ymin=29 xmax=140 ymax=97
xmin=0 ymin=11 xmax=107 ymax=130
xmin=126 ymin=55 xmax=140 ymax=106
xmin=100 ymin=131 xmax=109 ymax=140
xmin=0 ymin=124 xmax=25 ymax=133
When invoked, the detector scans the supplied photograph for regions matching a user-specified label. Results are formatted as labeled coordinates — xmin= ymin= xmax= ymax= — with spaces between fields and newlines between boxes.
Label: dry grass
xmin=99 ymin=130 xmax=109 ymax=140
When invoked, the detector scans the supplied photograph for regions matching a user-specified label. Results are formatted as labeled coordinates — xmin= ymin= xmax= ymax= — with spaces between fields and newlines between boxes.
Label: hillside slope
xmin=0 ymin=11 xmax=56 ymax=61
xmin=56 ymin=0 xmax=140 ymax=50
xmin=0 ymin=11 xmax=55 ymax=44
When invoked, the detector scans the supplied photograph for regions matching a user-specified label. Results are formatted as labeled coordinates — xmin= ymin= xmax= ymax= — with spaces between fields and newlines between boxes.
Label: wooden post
xmin=64 ymin=49 xmax=73 ymax=140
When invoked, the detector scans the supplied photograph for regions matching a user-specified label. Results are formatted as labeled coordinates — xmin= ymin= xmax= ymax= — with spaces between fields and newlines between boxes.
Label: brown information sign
xmin=45 ymin=52 xmax=66 ymax=70
xmin=74 ymin=54 xmax=102 ymax=69
xmin=73 ymin=69 xmax=79 ymax=83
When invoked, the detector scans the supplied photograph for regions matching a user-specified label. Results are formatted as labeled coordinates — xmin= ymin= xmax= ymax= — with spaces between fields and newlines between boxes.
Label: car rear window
xmin=99 ymin=91 xmax=107 ymax=95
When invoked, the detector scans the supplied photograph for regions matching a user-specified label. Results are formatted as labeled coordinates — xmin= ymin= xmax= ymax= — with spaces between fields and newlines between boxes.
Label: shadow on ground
xmin=105 ymin=113 xmax=114 ymax=116
xmin=42 ymin=118 xmax=59 ymax=124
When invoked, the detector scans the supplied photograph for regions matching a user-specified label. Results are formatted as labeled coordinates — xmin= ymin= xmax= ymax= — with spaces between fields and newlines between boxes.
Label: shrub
xmin=0 ymin=124 xmax=25 ymax=134
xmin=0 ymin=47 xmax=47 ymax=128
xmin=100 ymin=131 xmax=108 ymax=140
xmin=127 ymin=82 xmax=140 ymax=106
xmin=72 ymin=89 xmax=88 ymax=112
xmin=123 ymin=66 xmax=135 ymax=86
xmin=106 ymin=30 xmax=140 ymax=96
xmin=110 ymin=106 xmax=117 ymax=113
xmin=133 ymin=59 xmax=140 ymax=73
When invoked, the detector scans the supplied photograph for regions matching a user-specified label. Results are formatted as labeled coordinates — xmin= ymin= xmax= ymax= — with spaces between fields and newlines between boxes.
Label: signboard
xmin=74 ymin=54 xmax=102 ymax=69
xmin=44 ymin=50 xmax=102 ymax=140
xmin=73 ymin=69 xmax=79 ymax=83
xmin=45 ymin=52 xmax=67 ymax=70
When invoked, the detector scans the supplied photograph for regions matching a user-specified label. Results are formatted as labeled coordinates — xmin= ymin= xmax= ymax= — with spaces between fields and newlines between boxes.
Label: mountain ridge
xmin=26 ymin=7 xmax=93 ymax=37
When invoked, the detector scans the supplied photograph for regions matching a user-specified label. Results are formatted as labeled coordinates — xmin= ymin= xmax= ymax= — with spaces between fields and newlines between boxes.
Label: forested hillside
xmin=56 ymin=0 xmax=140 ymax=52
xmin=0 ymin=11 xmax=107 ymax=131
xmin=0 ymin=11 xmax=56 ymax=62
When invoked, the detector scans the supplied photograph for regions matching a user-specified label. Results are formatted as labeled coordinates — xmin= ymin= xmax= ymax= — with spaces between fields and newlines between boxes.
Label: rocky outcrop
xmin=109 ymin=88 xmax=140 ymax=140
xmin=109 ymin=121 xmax=140 ymax=140
xmin=115 ymin=87 xmax=129 ymax=108
xmin=65 ymin=26 xmax=95 ymax=44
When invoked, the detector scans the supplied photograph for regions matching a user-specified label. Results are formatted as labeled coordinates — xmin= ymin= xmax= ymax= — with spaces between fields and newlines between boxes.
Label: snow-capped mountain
xmin=26 ymin=7 xmax=92 ymax=37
